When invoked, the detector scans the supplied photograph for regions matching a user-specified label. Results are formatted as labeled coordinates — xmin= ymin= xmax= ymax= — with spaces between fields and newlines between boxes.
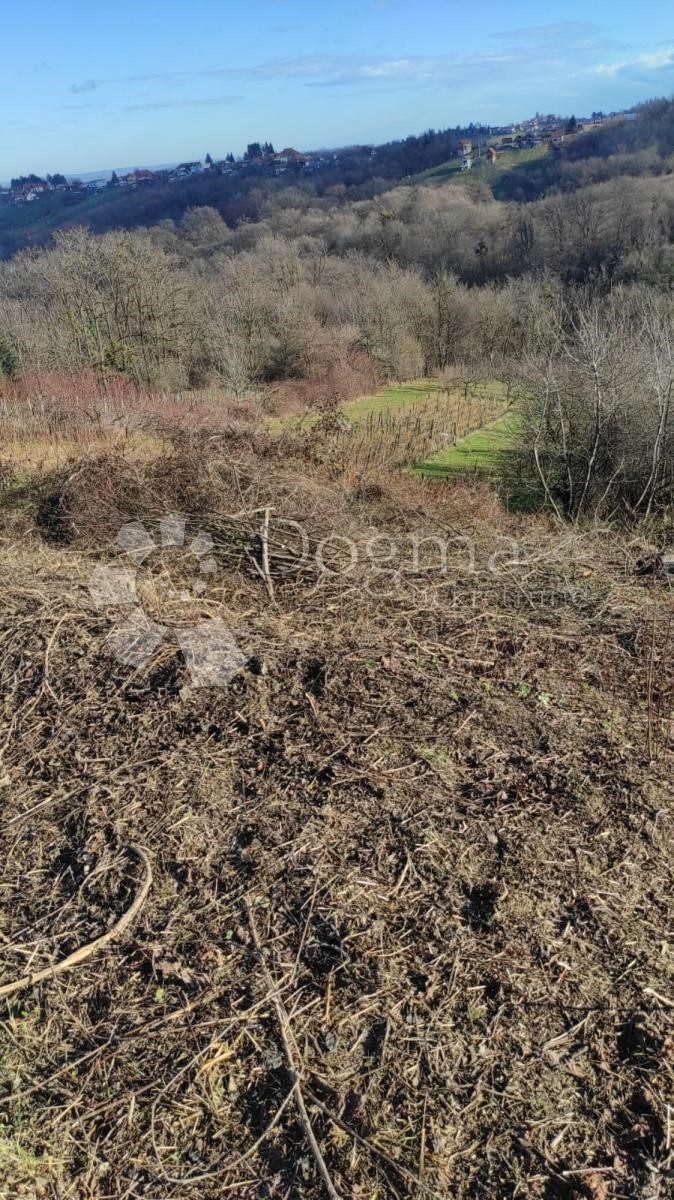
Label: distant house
xmin=274 ymin=148 xmax=307 ymax=167
xmin=622 ymin=111 xmax=638 ymax=123
xmin=170 ymin=162 xmax=203 ymax=181
xmin=458 ymin=139 xmax=473 ymax=171
xmin=486 ymin=146 xmax=497 ymax=165
xmin=12 ymin=181 xmax=49 ymax=204
xmin=123 ymin=169 xmax=161 ymax=187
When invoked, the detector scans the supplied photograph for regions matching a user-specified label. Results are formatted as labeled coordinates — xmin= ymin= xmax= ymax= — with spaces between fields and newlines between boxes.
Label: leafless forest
xmin=0 ymin=103 xmax=673 ymax=1200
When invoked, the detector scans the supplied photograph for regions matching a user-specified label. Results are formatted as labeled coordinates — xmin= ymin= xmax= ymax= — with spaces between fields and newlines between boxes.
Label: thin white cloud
xmin=124 ymin=95 xmax=244 ymax=112
xmin=595 ymin=63 xmax=622 ymax=78
xmin=595 ymin=47 xmax=674 ymax=77
xmin=68 ymin=24 xmax=674 ymax=101
xmin=492 ymin=20 xmax=602 ymax=43
xmin=637 ymin=49 xmax=674 ymax=70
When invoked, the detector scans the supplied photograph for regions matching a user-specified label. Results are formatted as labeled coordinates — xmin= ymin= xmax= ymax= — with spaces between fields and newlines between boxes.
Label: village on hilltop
xmin=0 ymin=108 xmax=639 ymax=204
xmin=0 ymin=144 xmax=337 ymax=206
xmin=458 ymin=108 xmax=637 ymax=170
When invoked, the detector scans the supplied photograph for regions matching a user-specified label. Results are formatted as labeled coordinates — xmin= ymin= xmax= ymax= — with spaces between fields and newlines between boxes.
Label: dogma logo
xmin=88 ymin=514 xmax=247 ymax=687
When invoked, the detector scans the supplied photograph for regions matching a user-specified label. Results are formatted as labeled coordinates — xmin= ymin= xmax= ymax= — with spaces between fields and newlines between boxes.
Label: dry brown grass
xmin=0 ymin=371 xmax=266 ymax=474
xmin=0 ymin=429 xmax=672 ymax=1200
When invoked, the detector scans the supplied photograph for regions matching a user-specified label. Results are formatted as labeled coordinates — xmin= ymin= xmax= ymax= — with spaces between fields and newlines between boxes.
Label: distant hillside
xmin=0 ymin=124 xmax=486 ymax=259
xmin=414 ymin=143 xmax=549 ymax=191
xmin=3 ymin=100 xmax=673 ymax=258
xmin=493 ymin=98 xmax=674 ymax=201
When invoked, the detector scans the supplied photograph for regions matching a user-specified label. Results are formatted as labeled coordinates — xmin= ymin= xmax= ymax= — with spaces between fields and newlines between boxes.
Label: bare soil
xmin=0 ymin=432 xmax=672 ymax=1199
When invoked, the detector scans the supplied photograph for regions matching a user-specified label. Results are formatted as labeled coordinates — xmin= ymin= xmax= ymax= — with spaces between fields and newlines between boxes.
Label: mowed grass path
xmin=414 ymin=409 xmax=521 ymax=476
xmin=341 ymin=380 xmax=448 ymax=418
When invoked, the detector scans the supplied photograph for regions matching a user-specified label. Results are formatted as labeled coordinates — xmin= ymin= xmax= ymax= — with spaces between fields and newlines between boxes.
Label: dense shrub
xmin=0 ymin=325 xmax=18 ymax=377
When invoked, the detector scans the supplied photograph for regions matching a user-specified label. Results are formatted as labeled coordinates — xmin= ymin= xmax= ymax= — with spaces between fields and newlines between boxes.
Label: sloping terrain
xmin=414 ymin=411 xmax=519 ymax=475
xmin=0 ymin=436 xmax=672 ymax=1200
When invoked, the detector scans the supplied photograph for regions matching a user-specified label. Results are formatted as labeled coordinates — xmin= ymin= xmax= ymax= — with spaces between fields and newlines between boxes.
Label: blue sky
xmin=2 ymin=0 xmax=674 ymax=177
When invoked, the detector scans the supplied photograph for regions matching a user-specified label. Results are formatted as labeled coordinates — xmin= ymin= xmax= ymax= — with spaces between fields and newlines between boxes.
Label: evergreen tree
xmin=10 ymin=173 xmax=45 ymax=188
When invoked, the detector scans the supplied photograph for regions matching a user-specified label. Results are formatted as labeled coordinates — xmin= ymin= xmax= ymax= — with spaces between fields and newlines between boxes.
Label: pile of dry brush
xmin=0 ymin=433 xmax=672 ymax=1199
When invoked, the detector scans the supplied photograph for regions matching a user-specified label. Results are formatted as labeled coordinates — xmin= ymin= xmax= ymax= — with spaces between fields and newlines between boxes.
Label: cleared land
xmin=415 ymin=143 xmax=549 ymax=185
xmin=0 ymin=400 xmax=672 ymax=1200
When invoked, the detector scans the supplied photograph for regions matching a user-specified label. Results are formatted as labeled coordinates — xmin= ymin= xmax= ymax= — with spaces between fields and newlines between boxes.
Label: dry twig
xmin=0 ymin=844 xmax=152 ymax=999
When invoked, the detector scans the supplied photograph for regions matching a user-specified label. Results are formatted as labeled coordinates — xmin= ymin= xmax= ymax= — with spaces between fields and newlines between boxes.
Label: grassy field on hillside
xmin=339 ymin=379 xmax=449 ymax=418
xmin=334 ymin=378 xmax=519 ymax=483
xmin=488 ymin=143 xmax=549 ymax=171
xmin=414 ymin=410 xmax=521 ymax=475
xmin=271 ymin=380 xmax=455 ymax=427
xmin=0 ymin=186 xmax=117 ymax=238
xmin=283 ymin=377 xmax=510 ymax=429
xmin=267 ymin=380 xmax=513 ymax=474
xmin=282 ymin=378 xmax=516 ymax=479
xmin=415 ymin=158 xmax=463 ymax=182
xmin=415 ymin=143 xmax=549 ymax=186
xmin=282 ymin=379 xmax=508 ymax=424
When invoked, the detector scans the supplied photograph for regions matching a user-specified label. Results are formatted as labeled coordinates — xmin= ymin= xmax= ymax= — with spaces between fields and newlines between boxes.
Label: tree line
xmin=0 ymin=121 xmax=673 ymax=519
